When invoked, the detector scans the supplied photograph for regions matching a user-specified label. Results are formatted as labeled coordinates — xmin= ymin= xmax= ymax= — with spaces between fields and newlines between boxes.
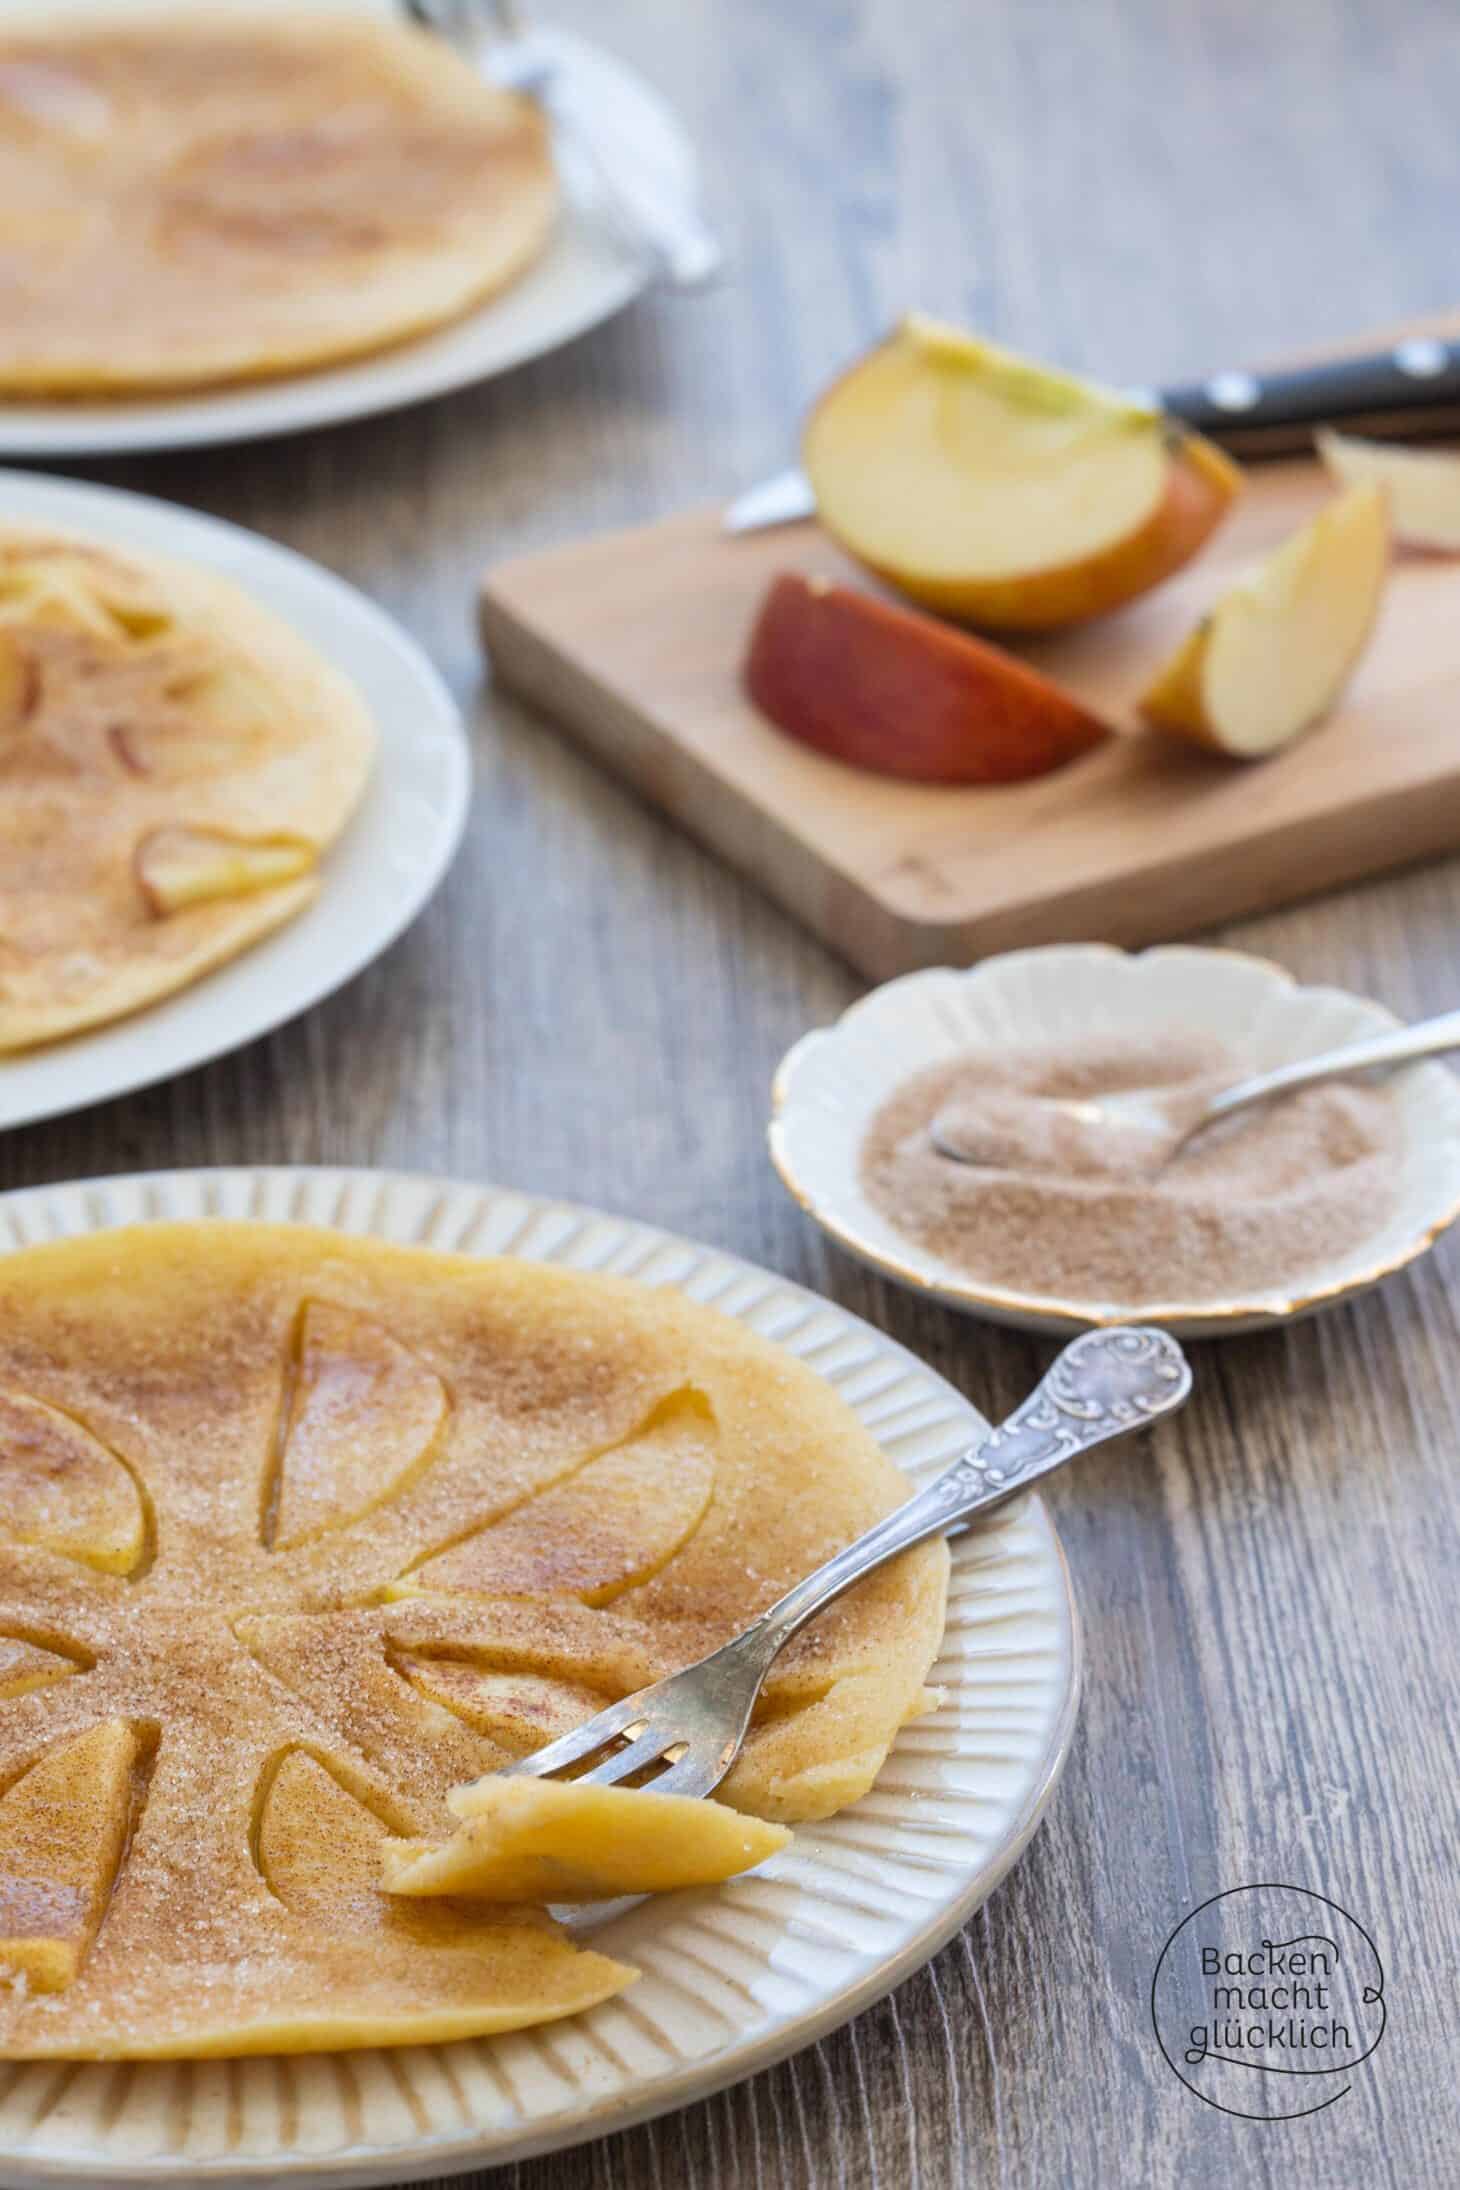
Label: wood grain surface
xmin=481 ymin=455 xmax=1460 ymax=979
xmin=8 ymin=0 xmax=1460 ymax=2182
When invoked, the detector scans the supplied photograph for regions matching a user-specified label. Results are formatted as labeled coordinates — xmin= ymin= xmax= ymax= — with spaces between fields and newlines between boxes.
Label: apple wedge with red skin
xmin=745 ymin=572 xmax=1110 ymax=784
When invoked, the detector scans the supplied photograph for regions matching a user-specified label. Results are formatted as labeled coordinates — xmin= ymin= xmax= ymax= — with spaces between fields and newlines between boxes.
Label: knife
xmin=724 ymin=331 xmax=1460 ymax=534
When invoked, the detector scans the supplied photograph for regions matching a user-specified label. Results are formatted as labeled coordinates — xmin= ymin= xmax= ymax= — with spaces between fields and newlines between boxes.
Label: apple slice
xmin=0 ymin=1721 xmax=144 ymax=1992
xmin=803 ymin=315 xmax=1241 ymax=629
xmin=1317 ymin=428 xmax=1460 ymax=552
xmin=1139 ymin=483 xmax=1388 ymax=757
xmin=134 ymin=825 xmax=316 ymax=914
xmin=382 ymin=1774 xmax=791 ymax=1903
xmin=745 ymin=571 xmax=1109 ymax=783
xmin=0 ymin=627 xmax=36 ymax=733
xmin=108 ymin=724 xmax=150 ymax=776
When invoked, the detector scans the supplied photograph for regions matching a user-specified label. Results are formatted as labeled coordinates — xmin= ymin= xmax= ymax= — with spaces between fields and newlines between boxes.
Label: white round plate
xmin=0 ymin=1166 xmax=1078 ymax=2188
xmin=0 ymin=4 xmax=663 ymax=457
xmin=0 ymin=472 xmax=468 ymax=1133
xmin=771 ymin=944 xmax=1460 ymax=1338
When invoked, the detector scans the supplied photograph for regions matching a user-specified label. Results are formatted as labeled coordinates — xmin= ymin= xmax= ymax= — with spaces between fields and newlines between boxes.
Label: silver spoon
xmin=929 ymin=1005 xmax=1460 ymax=1171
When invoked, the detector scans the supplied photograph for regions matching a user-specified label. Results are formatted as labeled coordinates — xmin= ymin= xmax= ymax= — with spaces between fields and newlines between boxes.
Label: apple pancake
xmin=0 ymin=529 xmax=374 ymax=1053
xmin=0 ymin=15 xmax=556 ymax=395
xmin=0 ymin=1224 xmax=948 ymax=2059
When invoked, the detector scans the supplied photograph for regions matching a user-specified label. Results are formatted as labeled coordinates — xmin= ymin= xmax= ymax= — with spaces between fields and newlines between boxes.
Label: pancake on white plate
xmin=0 ymin=13 xmax=557 ymax=394
xmin=0 ymin=528 xmax=374 ymax=1051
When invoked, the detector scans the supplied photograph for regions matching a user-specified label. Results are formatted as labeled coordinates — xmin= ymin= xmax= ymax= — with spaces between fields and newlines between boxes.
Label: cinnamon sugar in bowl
xmin=770 ymin=946 xmax=1460 ymax=1337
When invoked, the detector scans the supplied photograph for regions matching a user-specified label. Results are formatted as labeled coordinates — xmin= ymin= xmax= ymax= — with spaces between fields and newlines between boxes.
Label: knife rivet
xmin=1205 ymin=370 xmax=1261 ymax=413
xmin=1394 ymin=337 xmax=1448 ymax=379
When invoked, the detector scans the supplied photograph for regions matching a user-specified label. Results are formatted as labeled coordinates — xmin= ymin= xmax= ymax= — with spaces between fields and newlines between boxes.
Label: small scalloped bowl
xmin=770 ymin=944 xmax=1460 ymax=1337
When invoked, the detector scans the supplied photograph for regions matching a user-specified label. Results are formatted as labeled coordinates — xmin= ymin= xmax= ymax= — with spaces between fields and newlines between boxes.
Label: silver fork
xmin=403 ymin=0 xmax=721 ymax=286
xmin=501 ymin=1326 xmax=1192 ymax=1801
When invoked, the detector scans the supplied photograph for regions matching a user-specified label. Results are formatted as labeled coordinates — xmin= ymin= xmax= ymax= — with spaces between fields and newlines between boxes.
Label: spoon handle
xmin=1202 ymin=1005 xmax=1460 ymax=1128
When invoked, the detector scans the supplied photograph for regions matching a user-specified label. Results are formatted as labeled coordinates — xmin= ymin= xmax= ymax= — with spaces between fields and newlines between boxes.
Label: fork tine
xmin=496 ymin=1694 xmax=649 ymax=1782
xmin=628 ymin=1747 xmax=722 ymax=1801
xmin=574 ymin=1724 xmax=676 ymax=1790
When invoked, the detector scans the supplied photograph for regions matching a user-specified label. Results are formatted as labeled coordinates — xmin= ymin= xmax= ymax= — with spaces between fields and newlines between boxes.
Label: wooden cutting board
xmin=480 ymin=453 xmax=1460 ymax=982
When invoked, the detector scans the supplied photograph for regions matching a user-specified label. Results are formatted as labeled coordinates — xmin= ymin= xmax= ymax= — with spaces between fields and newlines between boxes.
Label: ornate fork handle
xmin=750 ymin=1328 xmax=1191 ymax=1658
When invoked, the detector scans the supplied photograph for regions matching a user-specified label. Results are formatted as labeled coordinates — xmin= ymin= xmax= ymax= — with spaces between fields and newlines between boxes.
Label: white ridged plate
xmin=771 ymin=943 xmax=1460 ymax=1338
xmin=0 ymin=1167 xmax=1078 ymax=2188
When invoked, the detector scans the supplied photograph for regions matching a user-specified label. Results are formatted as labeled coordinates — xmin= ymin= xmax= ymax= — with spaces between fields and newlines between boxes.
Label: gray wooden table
xmin=14 ymin=0 xmax=1460 ymax=2181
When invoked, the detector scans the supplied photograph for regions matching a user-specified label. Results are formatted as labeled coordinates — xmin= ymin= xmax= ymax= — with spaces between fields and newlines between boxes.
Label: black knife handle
xmin=1160 ymin=337 xmax=1460 ymax=456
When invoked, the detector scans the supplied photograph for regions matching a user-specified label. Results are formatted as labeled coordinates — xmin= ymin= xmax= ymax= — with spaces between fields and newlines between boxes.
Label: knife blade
xmin=723 ymin=335 xmax=1460 ymax=533
xmin=723 ymin=468 xmax=816 ymax=533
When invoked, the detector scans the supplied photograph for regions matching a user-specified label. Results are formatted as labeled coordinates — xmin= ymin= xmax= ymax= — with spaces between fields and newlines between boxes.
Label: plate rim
xmin=770 ymin=941 xmax=1460 ymax=1338
xmin=0 ymin=1162 xmax=1081 ymax=2186
xmin=0 ymin=470 xmax=471 ymax=1135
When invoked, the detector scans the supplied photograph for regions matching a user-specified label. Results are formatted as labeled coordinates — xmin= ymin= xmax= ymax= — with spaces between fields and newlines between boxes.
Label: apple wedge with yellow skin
xmin=745 ymin=571 xmax=1109 ymax=782
xmin=1140 ymin=483 xmax=1389 ymax=758
xmin=1317 ymin=428 xmax=1460 ymax=552
xmin=803 ymin=315 xmax=1242 ymax=630
xmin=134 ymin=825 xmax=317 ymax=915
xmin=382 ymin=1774 xmax=791 ymax=1903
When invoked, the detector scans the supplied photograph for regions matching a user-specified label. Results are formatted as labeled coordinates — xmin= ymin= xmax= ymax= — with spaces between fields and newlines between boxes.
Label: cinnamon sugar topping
xmin=0 ymin=1224 xmax=946 ymax=2058
xmin=860 ymin=1035 xmax=1402 ymax=1306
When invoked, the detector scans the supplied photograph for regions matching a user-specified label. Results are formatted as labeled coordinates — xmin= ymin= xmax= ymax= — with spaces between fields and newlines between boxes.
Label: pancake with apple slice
xmin=0 ymin=1223 xmax=946 ymax=2055
xmin=0 ymin=529 xmax=373 ymax=1052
